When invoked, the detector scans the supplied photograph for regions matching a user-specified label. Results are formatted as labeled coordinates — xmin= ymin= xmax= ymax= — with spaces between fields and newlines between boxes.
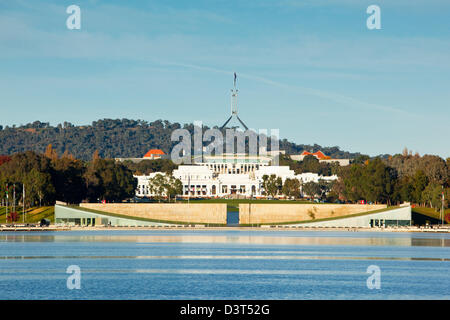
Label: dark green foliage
xmin=0 ymin=151 xmax=137 ymax=205
xmin=122 ymin=159 xmax=178 ymax=175
xmin=302 ymin=181 xmax=322 ymax=200
xmin=0 ymin=119 xmax=181 ymax=161
xmin=278 ymin=140 xmax=362 ymax=159
xmin=148 ymin=173 xmax=183 ymax=202
xmin=0 ymin=151 xmax=56 ymax=206
xmin=52 ymin=157 xmax=86 ymax=204
xmin=282 ymin=178 xmax=301 ymax=199
xmin=0 ymin=119 xmax=360 ymax=160
xmin=262 ymin=174 xmax=282 ymax=198
xmin=280 ymin=154 xmax=338 ymax=176
xmin=84 ymin=159 xmax=137 ymax=202
xmin=334 ymin=158 xmax=397 ymax=204
xmin=333 ymin=154 xmax=449 ymax=208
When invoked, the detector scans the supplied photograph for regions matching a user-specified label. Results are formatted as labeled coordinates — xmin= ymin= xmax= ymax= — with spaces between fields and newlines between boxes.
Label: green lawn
xmin=411 ymin=206 xmax=449 ymax=225
xmin=0 ymin=206 xmax=54 ymax=224
xmin=254 ymin=206 xmax=400 ymax=226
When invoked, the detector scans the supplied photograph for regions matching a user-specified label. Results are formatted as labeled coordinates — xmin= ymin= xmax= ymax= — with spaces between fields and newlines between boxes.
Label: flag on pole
xmin=234 ymin=72 xmax=237 ymax=88
xmin=23 ymin=184 xmax=25 ymax=223
xmin=188 ymin=175 xmax=191 ymax=195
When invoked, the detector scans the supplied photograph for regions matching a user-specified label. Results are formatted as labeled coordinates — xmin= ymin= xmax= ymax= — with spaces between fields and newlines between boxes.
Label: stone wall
xmin=80 ymin=203 xmax=227 ymax=224
xmin=239 ymin=203 xmax=386 ymax=224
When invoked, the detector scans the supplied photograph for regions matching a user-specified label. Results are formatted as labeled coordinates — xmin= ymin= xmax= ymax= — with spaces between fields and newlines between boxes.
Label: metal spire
xmin=221 ymin=73 xmax=248 ymax=130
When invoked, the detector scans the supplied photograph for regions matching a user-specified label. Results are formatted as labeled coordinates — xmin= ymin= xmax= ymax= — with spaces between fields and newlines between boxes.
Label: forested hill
xmin=0 ymin=119 xmax=362 ymax=161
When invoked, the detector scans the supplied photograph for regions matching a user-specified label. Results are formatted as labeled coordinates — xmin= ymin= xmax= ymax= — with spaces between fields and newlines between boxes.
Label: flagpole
xmin=5 ymin=184 xmax=8 ymax=224
xmin=13 ymin=184 xmax=16 ymax=224
xmin=442 ymin=186 xmax=445 ymax=226
xmin=23 ymin=184 xmax=25 ymax=224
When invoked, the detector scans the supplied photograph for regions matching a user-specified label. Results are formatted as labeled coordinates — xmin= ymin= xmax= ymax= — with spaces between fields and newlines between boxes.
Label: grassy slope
xmin=411 ymin=206 xmax=449 ymax=225
xmin=253 ymin=206 xmax=399 ymax=226
xmin=65 ymin=205 xmax=227 ymax=226
xmin=0 ymin=206 xmax=54 ymax=223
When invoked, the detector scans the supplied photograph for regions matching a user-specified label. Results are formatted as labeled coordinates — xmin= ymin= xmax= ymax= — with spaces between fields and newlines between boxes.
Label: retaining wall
xmin=80 ymin=203 xmax=227 ymax=224
xmin=239 ymin=203 xmax=386 ymax=224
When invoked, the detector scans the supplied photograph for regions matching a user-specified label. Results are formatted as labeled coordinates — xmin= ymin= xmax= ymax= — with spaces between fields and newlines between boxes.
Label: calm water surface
xmin=0 ymin=230 xmax=449 ymax=299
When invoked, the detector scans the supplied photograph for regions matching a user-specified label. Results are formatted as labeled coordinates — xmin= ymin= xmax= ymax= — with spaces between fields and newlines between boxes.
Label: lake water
xmin=0 ymin=230 xmax=449 ymax=300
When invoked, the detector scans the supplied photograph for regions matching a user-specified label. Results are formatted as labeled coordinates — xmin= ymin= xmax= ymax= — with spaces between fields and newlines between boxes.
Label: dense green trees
xmin=280 ymin=154 xmax=338 ymax=176
xmin=302 ymin=181 xmax=322 ymax=200
xmin=0 ymin=150 xmax=137 ymax=205
xmin=148 ymin=173 xmax=183 ymax=202
xmin=262 ymin=174 xmax=282 ymax=198
xmin=0 ymin=119 xmax=360 ymax=161
xmin=334 ymin=158 xmax=399 ymax=205
xmin=84 ymin=159 xmax=137 ymax=202
xmin=282 ymin=178 xmax=301 ymax=199
xmin=332 ymin=153 xmax=449 ymax=210
xmin=122 ymin=159 xmax=178 ymax=175
xmin=421 ymin=183 xmax=443 ymax=209
xmin=0 ymin=152 xmax=55 ymax=206
xmin=52 ymin=156 xmax=86 ymax=204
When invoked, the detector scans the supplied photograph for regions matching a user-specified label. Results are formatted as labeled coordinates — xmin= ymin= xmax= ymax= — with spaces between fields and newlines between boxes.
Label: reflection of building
xmin=290 ymin=150 xmax=350 ymax=166
xmin=135 ymin=153 xmax=338 ymax=198
xmin=115 ymin=149 xmax=168 ymax=163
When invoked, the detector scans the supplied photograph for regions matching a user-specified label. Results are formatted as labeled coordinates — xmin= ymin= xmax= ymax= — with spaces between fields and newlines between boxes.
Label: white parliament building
xmin=135 ymin=153 xmax=337 ymax=199
xmin=135 ymin=74 xmax=337 ymax=199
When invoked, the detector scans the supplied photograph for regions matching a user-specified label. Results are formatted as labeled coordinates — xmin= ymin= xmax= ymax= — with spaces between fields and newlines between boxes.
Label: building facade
xmin=135 ymin=153 xmax=338 ymax=199
xmin=290 ymin=150 xmax=350 ymax=166
xmin=116 ymin=149 xmax=168 ymax=163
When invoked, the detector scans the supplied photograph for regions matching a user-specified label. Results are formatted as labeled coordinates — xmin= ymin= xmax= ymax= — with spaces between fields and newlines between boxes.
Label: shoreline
xmin=1 ymin=225 xmax=449 ymax=233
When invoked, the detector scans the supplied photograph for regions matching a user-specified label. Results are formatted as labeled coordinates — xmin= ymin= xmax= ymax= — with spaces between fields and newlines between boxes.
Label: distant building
xmin=135 ymin=153 xmax=338 ymax=199
xmin=290 ymin=150 xmax=350 ymax=166
xmin=143 ymin=149 xmax=166 ymax=160
xmin=115 ymin=149 xmax=168 ymax=163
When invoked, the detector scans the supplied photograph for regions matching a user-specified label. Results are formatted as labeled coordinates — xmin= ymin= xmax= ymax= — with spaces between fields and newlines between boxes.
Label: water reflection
xmin=1 ymin=230 xmax=450 ymax=300
xmin=1 ymin=231 xmax=450 ymax=247
xmin=0 ymin=255 xmax=449 ymax=261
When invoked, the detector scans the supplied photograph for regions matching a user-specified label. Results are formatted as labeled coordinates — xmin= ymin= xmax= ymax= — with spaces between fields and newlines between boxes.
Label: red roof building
xmin=300 ymin=150 xmax=331 ymax=160
xmin=143 ymin=149 xmax=166 ymax=159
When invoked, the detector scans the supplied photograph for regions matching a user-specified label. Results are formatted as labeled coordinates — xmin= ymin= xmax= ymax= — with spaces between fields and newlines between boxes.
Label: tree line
xmin=0 ymin=145 xmax=137 ymax=207
xmin=1 ymin=143 xmax=448 ymax=212
xmin=330 ymin=152 xmax=449 ymax=210
xmin=280 ymin=154 xmax=339 ymax=176
xmin=257 ymin=151 xmax=449 ymax=212
xmin=0 ymin=119 xmax=361 ymax=160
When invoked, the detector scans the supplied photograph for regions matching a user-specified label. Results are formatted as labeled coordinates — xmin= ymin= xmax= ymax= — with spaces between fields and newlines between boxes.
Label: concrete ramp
xmin=80 ymin=203 xmax=227 ymax=225
xmin=239 ymin=203 xmax=386 ymax=225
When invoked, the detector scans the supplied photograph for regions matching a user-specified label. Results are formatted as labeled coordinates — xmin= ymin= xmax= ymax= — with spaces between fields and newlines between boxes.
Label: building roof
xmin=301 ymin=150 xmax=330 ymax=160
xmin=143 ymin=149 xmax=166 ymax=157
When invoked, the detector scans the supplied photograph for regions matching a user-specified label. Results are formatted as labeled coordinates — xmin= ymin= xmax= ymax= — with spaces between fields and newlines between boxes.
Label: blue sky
xmin=0 ymin=0 xmax=449 ymax=158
